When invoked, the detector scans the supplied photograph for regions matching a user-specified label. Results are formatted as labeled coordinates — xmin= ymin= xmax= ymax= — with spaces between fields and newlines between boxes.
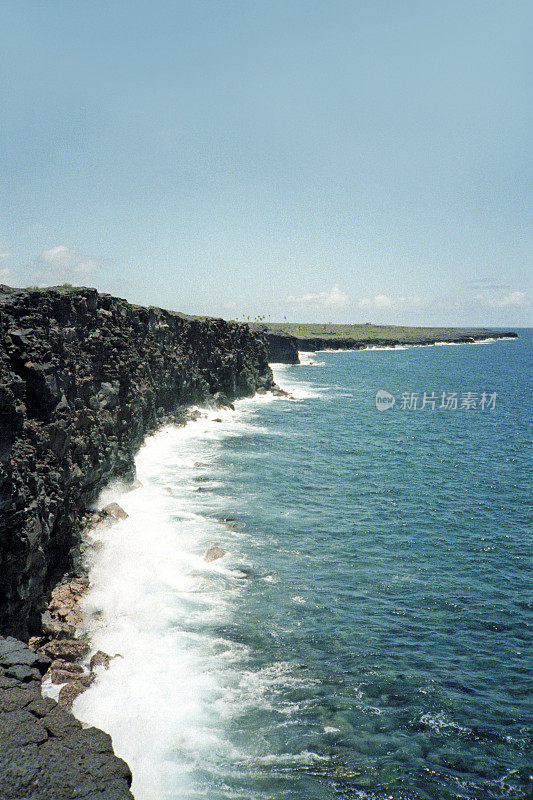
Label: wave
xmin=271 ymin=364 xmax=328 ymax=399
xmin=297 ymin=351 xmax=326 ymax=366
xmin=306 ymin=337 xmax=508 ymax=354
xmin=72 ymin=396 xmax=325 ymax=799
xmin=71 ymin=405 xmax=268 ymax=798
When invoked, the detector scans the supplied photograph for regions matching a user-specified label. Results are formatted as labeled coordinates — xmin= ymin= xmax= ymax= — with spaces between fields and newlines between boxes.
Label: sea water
xmin=74 ymin=333 xmax=532 ymax=800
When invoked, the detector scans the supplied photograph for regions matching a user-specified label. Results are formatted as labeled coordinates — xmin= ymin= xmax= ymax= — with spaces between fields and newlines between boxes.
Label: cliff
xmin=263 ymin=330 xmax=300 ymax=363
xmin=256 ymin=326 xmax=518 ymax=363
xmin=0 ymin=285 xmax=274 ymax=640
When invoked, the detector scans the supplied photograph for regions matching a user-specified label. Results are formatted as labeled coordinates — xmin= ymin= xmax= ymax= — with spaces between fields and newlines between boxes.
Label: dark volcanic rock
xmin=0 ymin=636 xmax=133 ymax=798
xmin=0 ymin=285 xmax=274 ymax=639
xmin=264 ymin=330 xmax=300 ymax=363
xmin=0 ymin=636 xmax=50 ymax=674
xmin=252 ymin=325 xmax=518 ymax=363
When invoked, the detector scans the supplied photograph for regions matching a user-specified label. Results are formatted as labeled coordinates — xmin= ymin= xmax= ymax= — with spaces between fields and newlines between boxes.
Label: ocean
xmin=73 ymin=332 xmax=532 ymax=800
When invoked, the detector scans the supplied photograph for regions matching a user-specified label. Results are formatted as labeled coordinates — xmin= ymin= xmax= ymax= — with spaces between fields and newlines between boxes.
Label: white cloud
xmin=42 ymin=245 xmax=98 ymax=274
xmin=0 ymin=243 xmax=11 ymax=261
xmin=0 ymin=267 xmax=11 ymax=279
xmin=397 ymin=295 xmax=424 ymax=307
xmin=358 ymin=294 xmax=394 ymax=309
xmin=487 ymin=290 xmax=528 ymax=307
xmin=358 ymin=294 xmax=425 ymax=309
xmin=286 ymin=284 xmax=349 ymax=307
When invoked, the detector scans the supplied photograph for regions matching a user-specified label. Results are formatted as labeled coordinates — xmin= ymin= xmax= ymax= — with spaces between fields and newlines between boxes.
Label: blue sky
xmin=1 ymin=1 xmax=531 ymax=326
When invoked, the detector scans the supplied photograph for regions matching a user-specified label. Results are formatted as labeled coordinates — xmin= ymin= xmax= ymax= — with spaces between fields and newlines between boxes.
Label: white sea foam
xmin=271 ymin=364 xmax=327 ymax=399
xmin=419 ymin=711 xmax=471 ymax=735
xmin=254 ymin=750 xmax=328 ymax=765
xmin=72 ymin=406 xmax=256 ymax=798
xmin=72 ymin=396 xmax=319 ymax=800
xmin=41 ymin=677 xmax=62 ymax=701
xmin=366 ymin=337 xmax=507 ymax=350
xmin=298 ymin=351 xmax=326 ymax=366
xmin=315 ymin=337 xmax=506 ymax=354
xmin=363 ymin=345 xmax=409 ymax=351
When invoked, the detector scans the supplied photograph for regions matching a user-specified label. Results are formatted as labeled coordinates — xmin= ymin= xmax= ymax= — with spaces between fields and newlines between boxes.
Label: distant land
xmin=249 ymin=322 xmax=518 ymax=363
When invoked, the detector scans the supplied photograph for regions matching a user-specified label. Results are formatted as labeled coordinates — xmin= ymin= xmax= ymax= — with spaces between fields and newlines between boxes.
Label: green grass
xmin=260 ymin=322 xmax=498 ymax=342
xmin=24 ymin=283 xmax=84 ymax=294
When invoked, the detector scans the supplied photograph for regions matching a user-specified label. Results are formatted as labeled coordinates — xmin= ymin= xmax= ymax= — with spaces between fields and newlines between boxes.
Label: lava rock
xmin=0 ymin=638 xmax=133 ymax=798
xmin=0 ymin=286 xmax=274 ymax=639
xmin=89 ymin=650 xmax=113 ymax=671
xmin=57 ymin=681 xmax=89 ymax=710
xmin=102 ymin=502 xmax=129 ymax=521
xmin=205 ymin=546 xmax=227 ymax=562
xmin=38 ymin=638 xmax=90 ymax=662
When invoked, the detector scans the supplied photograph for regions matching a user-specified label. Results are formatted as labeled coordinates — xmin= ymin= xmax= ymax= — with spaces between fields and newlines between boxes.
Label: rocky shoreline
xmin=0 ymin=285 xmax=276 ymax=798
xmin=0 ymin=635 xmax=134 ymax=799
xmin=259 ymin=328 xmax=518 ymax=364
xmin=0 ymin=287 xmax=518 ymax=797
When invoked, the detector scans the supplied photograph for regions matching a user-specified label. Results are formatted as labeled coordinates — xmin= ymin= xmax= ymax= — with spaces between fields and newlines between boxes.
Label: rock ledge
xmin=0 ymin=636 xmax=133 ymax=799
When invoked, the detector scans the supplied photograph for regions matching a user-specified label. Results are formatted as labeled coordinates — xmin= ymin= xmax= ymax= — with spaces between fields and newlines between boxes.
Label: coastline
xmin=310 ymin=334 xmax=518 ymax=353
xmin=258 ymin=326 xmax=518 ymax=363
xmin=66 ymin=390 xmax=289 ymax=798
xmin=0 ymin=287 xmax=523 ymax=798
xmin=0 ymin=285 xmax=276 ymax=799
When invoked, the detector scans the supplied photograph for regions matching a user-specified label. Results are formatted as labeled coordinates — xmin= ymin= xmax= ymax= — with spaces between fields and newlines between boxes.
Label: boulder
xmin=125 ymin=478 xmax=142 ymax=491
xmin=50 ymin=669 xmax=92 ymax=687
xmin=50 ymin=660 xmax=84 ymax=674
xmin=5 ymin=664 xmax=36 ymax=682
xmin=57 ymin=680 xmax=89 ymax=710
xmin=205 ymin=546 xmax=227 ymax=563
xmin=0 ymin=637 xmax=50 ymax=674
xmin=38 ymin=639 xmax=90 ymax=663
xmin=102 ymin=502 xmax=129 ymax=520
xmin=89 ymin=650 xmax=112 ymax=671
xmin=40 ymin=580 xmax=87 ymax=639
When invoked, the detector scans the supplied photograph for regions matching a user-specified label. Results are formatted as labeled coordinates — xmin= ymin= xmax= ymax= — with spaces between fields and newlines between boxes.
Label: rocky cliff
xmin=259 ymin=328 xmax=518 ymax=363
xmin=263 ymin=331 xmax=300 ymax=363
xmin=0 ymin=285 xmax=274 ymax=640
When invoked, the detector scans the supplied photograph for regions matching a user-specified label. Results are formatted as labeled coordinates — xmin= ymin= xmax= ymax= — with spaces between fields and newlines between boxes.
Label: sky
xmin=0 ymin=0 xmax=531 ymax=327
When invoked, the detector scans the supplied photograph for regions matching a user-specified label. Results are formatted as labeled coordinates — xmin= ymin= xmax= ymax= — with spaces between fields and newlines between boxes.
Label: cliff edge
xmin=0 ymin=285 xmax=274 ymax=640
xmin=252 ymin=324 xmax=518 ymax=363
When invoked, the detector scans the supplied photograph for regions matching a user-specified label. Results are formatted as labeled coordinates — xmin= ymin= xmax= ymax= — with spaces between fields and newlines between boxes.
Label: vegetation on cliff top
xmin=257 ymin=322 xmax=508 ymax=342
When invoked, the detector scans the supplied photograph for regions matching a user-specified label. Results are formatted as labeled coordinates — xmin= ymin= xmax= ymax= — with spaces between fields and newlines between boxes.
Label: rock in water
xmin=37 ymin=639 xmax=90 ymax=663
xmin=205 ymin=546 xmax=227 ymax=562
xmin=102 ymin=502 xmax=129 ymax=520
xmin=89 ymin=650 xmax=112 ymax=671
xmin=57 ymin=681 xmax=89 ymax=710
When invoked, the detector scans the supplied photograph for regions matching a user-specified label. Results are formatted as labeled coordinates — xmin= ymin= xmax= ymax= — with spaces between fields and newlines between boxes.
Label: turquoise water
xmin=76 ymin=334 xmax=532 ymax=799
